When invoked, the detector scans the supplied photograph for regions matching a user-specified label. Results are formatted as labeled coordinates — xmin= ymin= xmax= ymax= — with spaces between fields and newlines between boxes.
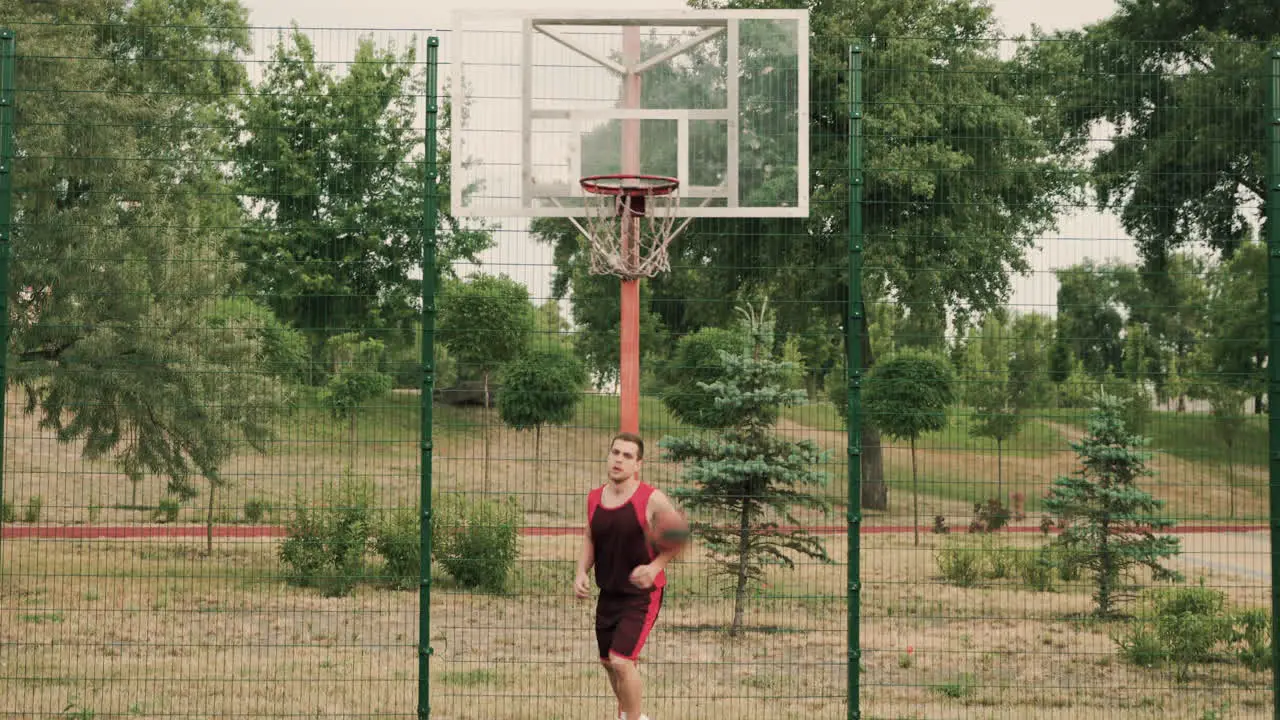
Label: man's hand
xmin=629 ymin=564 xmax=659 ymax=590
xmin=574 ymin=571 xmax=592 ymax=599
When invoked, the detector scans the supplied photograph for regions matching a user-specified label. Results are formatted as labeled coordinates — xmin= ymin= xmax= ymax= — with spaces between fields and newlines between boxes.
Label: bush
xmin=967 ymin=499 xmax=1011 ymax=534
xmin=374 ymin=505 xmax=422 ymax=590
xmin=244 ymin=498 xmax=271 ymax=523
xmin=154 ymin=496 xmax=181 ymax=523
xmin=2 ymin=500 xmax=15 ymax=523
xmin=23 ymin=495 xmax=43 ymax=523
xmin=434 ymin=494 xmax=521 ymax=593
xmin=1019 ymin=546 xmax=1058 ymax=592
xmin=1114 ymin=586 xmax=1267 ymax=681
xmin=936 ymin=545 xmax=983 ymax=587
xmin=278 ymin=477 xmax=376 ymax=597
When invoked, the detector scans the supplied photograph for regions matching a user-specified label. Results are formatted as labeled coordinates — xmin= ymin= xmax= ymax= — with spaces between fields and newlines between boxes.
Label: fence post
xmin=1268 ymin=46 xmax=1280 ymax=720
xmin=0 ymin=29 xmax=15 ymax=557
xmin=420 ymin=34 xmax=440 ymax=720
xmin=846 ymin=43 xmax=864 ymax=720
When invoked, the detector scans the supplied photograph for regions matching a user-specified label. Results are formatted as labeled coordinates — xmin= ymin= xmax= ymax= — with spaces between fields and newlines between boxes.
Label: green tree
xmin=1054 ymin=261 xmax=1128 ymax=378
xmin=1044 ymin=394 xmax=1182 ymax=617
xmin=497 ymin=345 xmax=588 ymax=509
xmin=965 ymin=311 xmax=1027 ymax=502
xmin=320 ymin=333 xmax=394 ymax=470
xmin=1206 ymin=384 xmax=1249 ymax=519
xmin=535 ymin=0 xmax=1075 ymax=511
xmin=661 ymin=327 xmax=751 ymax=428
xmin=660 ymin=301 xmax=831 ymax=637
xmin=863 ymin=349 xmax=956 ymax=546
xmin=1036 ymin=1 xmax=1275 ymax=265
xmin=1200 ymin=239 xmax=1267 ymax=412
xmin=235 ymin=29 xmax=473 ymax=371
xmin=4 ymin=0 xmax=301 ymax=530
xmin=436 ymin=274 xmax=536 ymax=487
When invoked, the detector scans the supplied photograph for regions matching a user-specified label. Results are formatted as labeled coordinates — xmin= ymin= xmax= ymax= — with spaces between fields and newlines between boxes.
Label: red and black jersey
xmin=587 ymin=481 xmax=667 ymax=595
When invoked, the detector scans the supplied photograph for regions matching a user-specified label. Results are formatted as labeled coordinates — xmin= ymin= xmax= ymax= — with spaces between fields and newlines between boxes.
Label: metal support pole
xmin=0 ymin=29 xmax=15 ymax=562
xmin=1266 ymin=47 xmax=1280 ymax=720
xmin=846 ymin=43 xmax=865 ymax=720
xmin=419 ymin=35 xmax=440 ymax=720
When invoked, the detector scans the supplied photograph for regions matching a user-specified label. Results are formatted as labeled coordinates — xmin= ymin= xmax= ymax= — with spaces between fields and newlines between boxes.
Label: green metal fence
xmin=0 ymin=5 xmax=1278 ymax=720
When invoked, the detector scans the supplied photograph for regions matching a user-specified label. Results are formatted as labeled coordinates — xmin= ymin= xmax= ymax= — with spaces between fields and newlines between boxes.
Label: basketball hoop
xmin=579 ymin=174 xmax=681 ymax=280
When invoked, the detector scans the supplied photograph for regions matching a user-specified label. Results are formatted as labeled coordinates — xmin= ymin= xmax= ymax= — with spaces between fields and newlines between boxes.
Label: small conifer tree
xmin=660 ymin=300 xmax=832 ymax=637
xmin=1044 ymin=393 xmax=1182 ymax=617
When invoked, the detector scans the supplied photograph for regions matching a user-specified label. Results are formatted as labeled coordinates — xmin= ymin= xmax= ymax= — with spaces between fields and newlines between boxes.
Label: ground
xmin=0 ymin=395 xmax=1274 ymax=718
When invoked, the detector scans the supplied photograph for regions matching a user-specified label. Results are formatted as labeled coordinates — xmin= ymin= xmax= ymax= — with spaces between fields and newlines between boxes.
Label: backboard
xmin=448 ymin=9 xmax=809 ymax=219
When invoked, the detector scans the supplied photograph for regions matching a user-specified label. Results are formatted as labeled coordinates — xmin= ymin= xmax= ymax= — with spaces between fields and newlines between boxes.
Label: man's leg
xmin=597 ymin=596 xmax=624 ymax=718
xmin=607 ymin=589 xmax=663 ymax=720
xmin=600 ymin=658 xmax=622 ymax=718
xmin=608 ymin=653 xmax=644 ymax=719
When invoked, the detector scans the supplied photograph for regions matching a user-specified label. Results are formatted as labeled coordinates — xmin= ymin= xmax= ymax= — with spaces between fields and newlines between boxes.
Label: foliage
xmin=278 ymin=475 xmax=376 ymax=597
xmin=234 ymin=28 xmax=426 ymax=365
xmin=497 ymin=345 xmax=589 ymax=431
xmin=320 ymin=333 xmax=394 ymax=423
xmin=863 ymin=348 xmax=955 ymax=544
xmin=373 ymin=505 xmax=422 ymax=591
xmin=436 ymin=274 xmax=537 ymax=405
xmin=1043 ymin=394 xmax=1182 ymax=617
xmin=432 ymin=494 xmax=522 ymax=594
xmin=967 ymin=499 xmax=1011 ymax=534
xmin=5 ymin=0 xmax=297 ymax=504
xmin=661 ymin=301 xmax=832 ymax=636
xmin=661 ymin=327 xmax=752 ymax=428
xmin=1115 ymin=586 xmax=1272 ymax=681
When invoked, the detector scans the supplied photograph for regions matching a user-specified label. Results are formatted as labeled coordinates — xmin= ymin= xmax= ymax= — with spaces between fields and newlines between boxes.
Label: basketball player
xmin=574 ymin=431 xmax=681 ymax=720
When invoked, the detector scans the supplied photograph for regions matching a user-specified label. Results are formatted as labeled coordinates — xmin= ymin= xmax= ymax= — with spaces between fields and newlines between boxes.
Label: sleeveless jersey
xmin=587 ymin=481 xmax=666 ymax=595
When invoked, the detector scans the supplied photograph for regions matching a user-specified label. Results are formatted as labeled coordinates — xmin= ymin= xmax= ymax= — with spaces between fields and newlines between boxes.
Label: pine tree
xmin=1044 ymin=393 xmax=1182 ymax=617
xmin=660 ymin=300 xmax=832 ymax=637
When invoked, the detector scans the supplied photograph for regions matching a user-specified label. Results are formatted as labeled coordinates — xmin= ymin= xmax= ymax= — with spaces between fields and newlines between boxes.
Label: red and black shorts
xmin=596 ymin=588 xmax=664 ymax=661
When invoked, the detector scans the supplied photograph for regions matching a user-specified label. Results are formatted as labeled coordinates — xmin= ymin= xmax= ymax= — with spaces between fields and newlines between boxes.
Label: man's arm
xmin=576 ymin=523 xmax=595 ymax=576
xmin=647 ymin=489 xmax=683 ymax=571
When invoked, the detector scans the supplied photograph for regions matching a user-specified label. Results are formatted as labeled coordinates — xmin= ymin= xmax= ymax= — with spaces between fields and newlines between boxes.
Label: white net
xmin=580 ymin=188 xmax=682 ymax=279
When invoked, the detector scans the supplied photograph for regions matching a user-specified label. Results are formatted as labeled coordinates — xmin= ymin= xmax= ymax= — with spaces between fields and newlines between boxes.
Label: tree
xmin=320 ymin=333 xmax=394 ymax=468
xmin=1206 ymin=384 xmax=1249 ymax=519
xmin=660 ymin=301 xmax=832 ymax=637
xmin=1200 ymin=239 xmax=1267 ymax=412
xmin=535 ymin=0 xmax=1076 ymax=511
xmin=436 ymin=274 xmax=536 ymax=487
xmin=4 ymin=0 xmax=302 ymax=536
xmin=1054 ymin=261 xmax=1128 ymax=378
xmin=1043 ymin=393 xmax=1182 ymax=617
xmin=1035 ymin=1 xmax=1276 ymax=266
xmin=863 ymin=349 xmax=956 ymax=546
xmin=661 ymin=327 xmax=751 ymax=428
xmin=966 ymin=311 xmax=1027 ymax=503
xmin=497 ymin=345 xmax=588 ymax=510
xmin=235 ymin=29 xmax=477 ymax=371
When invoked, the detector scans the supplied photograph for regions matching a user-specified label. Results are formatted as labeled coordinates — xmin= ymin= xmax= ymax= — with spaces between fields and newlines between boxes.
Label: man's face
xmin=607 ymin=439 xmax=643 ymax=483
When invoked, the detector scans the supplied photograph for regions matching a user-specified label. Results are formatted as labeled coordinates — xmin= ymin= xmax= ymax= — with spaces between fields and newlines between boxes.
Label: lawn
xmin=1 ymin=529 xmax=1269 ymax=719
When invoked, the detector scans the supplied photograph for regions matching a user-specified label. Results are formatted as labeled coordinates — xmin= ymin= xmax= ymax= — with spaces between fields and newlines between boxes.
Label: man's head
xmin=607 ymin=432 xmax=644 ymax=484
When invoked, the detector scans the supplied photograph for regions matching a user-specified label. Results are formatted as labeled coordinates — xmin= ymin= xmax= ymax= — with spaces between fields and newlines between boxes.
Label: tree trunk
xmin=1098 ymin=517 xmax=1112 ymax=616
xmin=911 ymin=437 xmax=919 ymax=547
xmin=483 ymin=370 xmax=492 ymax=491
xmin=731 ymin=502 xmax=752 ymax=637
xmin=206 ymin=483 xmax=216 ymax=556
xmin=996 ymin=438 xmax=1003 ymax=504
xmin=1227 ymin=444 xmax=1235 ymax=520
xmin=859 ymin=318 xmax=888 ymax=510
xmin=534 ymin=425 xmax=542 ymax=512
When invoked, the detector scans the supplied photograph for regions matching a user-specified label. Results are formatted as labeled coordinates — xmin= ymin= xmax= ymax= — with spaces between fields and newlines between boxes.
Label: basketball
xmin=649 ymin=509 xmax=691 ymax=553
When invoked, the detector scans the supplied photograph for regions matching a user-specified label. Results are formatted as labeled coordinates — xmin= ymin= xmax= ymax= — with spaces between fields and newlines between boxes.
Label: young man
xmin=574 ymin=431 xmax=681 ymax=720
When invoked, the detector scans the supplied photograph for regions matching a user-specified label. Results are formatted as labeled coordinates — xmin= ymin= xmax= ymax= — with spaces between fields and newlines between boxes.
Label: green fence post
xmin=1268 ymin=46 xmax=1280 ymax=720
xmin=0 ymin=29 xmax=15 ymax=558
xmin=420 ymin=34 xmax=440 ymax=720
xmin=846 ymin=43 xmax=865 ymax=720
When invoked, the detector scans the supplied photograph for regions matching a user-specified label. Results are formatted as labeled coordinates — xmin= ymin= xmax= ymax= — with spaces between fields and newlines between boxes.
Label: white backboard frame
xmin=449 ymin=8 xmax=810 ymax=219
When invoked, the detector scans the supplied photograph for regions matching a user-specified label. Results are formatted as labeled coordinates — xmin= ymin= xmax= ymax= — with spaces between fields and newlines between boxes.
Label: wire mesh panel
xmin=857 ymin=27 xmax=1276 ymax=720
xmin=0 ymin=9 xmax=432 ymax=718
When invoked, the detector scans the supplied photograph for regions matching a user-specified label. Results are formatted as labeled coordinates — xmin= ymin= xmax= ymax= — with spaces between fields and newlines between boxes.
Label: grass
xmin=1053 ymin=410 xmax=1268 ymax=468
xmin=1 ymin=530 xmax=1271 ymax=719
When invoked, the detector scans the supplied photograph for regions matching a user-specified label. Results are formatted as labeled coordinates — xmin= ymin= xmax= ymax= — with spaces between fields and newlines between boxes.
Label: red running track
xmin=0 ymin=523 xmax=1270 ymax=540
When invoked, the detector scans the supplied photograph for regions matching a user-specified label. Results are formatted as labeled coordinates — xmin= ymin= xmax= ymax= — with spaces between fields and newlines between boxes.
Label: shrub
xmin=1018 ymin=546 xmax=1057 ymax=592
xmin=2 ymin=500 xmax=15 ymax=523
xmin=154 ymin=496 xmax=181 ymax=523
xmin=278 ymin=477 xmax=376 ymax=597
xmin=373 ymin=505 xmax=422 ymax=590
xmin=244 ymin=498 xmax=271 ymax=523
xmin=23 ymin=495 xmax=43 ymax=523
xmin=968 ymin=498 xmax=1011 ymax=533
xmin=434 ymin=494 xmax=521 ymax=593
xmin=936 ymin=545 xmax=982 ymax=587
xmin=1114 ymin=586 xmax=1263 ymax=681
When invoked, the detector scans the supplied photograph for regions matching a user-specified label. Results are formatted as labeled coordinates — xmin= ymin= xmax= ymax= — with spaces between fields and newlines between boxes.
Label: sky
xmin=234 ymin=0 xmax=1133 ymax=315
